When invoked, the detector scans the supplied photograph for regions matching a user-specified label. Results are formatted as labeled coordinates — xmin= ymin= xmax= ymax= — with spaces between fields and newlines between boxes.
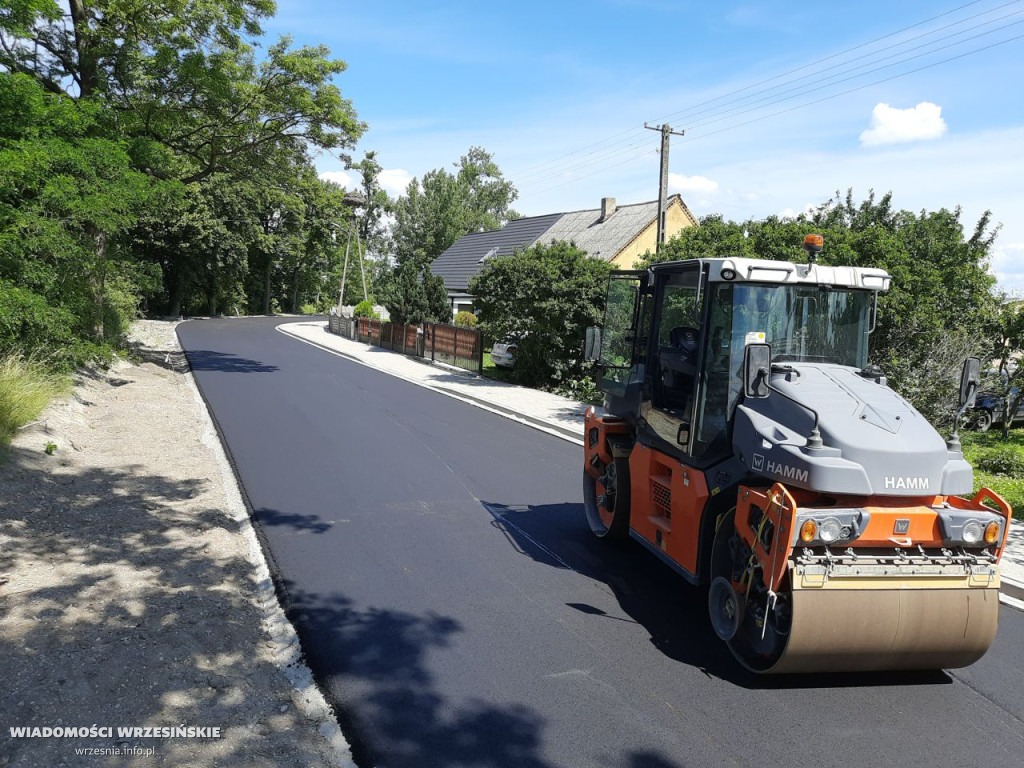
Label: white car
xmin=490 ymin=339 xmax=519 ymax=369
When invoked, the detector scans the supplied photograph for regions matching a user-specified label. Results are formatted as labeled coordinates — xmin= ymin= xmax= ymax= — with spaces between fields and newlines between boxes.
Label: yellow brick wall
xmin=608 ymin=200 xmax=696 ymax=269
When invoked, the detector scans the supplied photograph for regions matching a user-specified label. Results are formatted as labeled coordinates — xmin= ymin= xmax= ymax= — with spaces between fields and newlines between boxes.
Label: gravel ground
xmin=0 ymin=320 xmax=354 ymax=768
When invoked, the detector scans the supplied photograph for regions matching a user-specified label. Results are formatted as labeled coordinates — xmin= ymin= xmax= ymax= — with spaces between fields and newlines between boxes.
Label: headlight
xmin=937 ymin=508 xmax=1003 ymax=548
xmin=794 ymin=509 xmax=868 ymax=547
xmin=818 ymin=518 xmax=842 ymax=543
xmin=962 ymin=520 xmax=984 ymax=544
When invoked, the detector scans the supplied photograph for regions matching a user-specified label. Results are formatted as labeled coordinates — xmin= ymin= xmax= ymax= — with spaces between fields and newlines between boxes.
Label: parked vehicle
xmin=972 ymin=389 xmax=1024 ymax=431
xmin=490 ymin=338 xmax=519 ymax=369
xmin=582 ymin=234 xmax=1012 ymax=674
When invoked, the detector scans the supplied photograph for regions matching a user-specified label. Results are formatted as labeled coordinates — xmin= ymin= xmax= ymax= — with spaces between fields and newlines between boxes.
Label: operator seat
xmin=659 ymin=326 xmax=700 ymax=408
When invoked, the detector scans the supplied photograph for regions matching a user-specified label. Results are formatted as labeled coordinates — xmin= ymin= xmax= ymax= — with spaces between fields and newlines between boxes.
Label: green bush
xmin=972 ymin=448 xmax=1024 ymax=476
xmin=353 ymin=299 xmax=379 ymax=319
xmin=0 ymin=280 xmax=80 ymax=368
xmin=0 ymin=354 xmax=69 ymax=446
xmin=453 ymin=311 xmax=477 ymax=327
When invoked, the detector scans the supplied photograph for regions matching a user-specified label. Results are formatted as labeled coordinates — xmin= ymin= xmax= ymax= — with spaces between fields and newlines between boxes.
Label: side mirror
xmin=743 ymin=343 xmax=771 ymax=399
xmin=959 ymin=357 xmax=981 ymax=407
xmin=585 ymin=327 xmax=602 ymax=362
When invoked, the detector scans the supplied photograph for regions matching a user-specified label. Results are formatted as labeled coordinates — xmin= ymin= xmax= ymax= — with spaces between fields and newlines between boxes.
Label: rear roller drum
xmin=583 ymin=455 xmax=630 ymax=540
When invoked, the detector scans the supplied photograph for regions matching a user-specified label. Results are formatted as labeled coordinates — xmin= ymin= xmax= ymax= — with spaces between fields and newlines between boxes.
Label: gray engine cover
xmin=732 ymin=364 xmax=972 ymax=497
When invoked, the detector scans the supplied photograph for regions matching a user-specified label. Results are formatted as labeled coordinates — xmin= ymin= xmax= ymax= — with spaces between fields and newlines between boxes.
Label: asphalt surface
xmin=178 ymin=316 xmax=1024 ymax=768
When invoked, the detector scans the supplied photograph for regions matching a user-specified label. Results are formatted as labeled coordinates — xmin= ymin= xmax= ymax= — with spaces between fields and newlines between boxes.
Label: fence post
xmin=431 ymin=323 xmax=436 ymax=362
xmin=477 ymin=329 xmax=483 ymax=373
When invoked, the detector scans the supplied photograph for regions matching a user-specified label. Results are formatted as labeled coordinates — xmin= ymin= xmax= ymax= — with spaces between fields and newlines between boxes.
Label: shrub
xmin=453 ymin=311 xmax=477 ymax=327
xmin=0 ymin=280 xmax=82 ymax=369
xmin=353 ymin=299 xmax=378 ymax=319
xmin=0 ymin=354 xmax=69 ymax=446
xmin=973 ymin=448 xmax=1024 ymax=477
xmin=470 ymin=241 xmax=611 ymax=388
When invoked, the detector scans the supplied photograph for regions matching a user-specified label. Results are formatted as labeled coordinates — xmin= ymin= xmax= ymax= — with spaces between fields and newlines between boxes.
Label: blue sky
xmin=265 ymin=1 xmax=1024 ymax=293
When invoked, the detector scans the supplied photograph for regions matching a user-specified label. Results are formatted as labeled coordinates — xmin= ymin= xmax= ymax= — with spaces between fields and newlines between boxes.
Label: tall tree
xmin=1 ymin=0 xmax=365 ymax=318
xmin=0 ymin=73 xmax=150 ymax=339
xmin=391 ymin=146 xmax=518 ymax=269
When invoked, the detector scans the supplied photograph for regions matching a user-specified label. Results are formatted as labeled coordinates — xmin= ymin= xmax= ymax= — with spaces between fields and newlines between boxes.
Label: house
xmin=430 ymin=195 xmax=698 ymax=315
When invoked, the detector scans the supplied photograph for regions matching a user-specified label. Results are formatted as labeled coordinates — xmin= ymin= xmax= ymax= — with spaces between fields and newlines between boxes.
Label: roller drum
xmin=760 ymin=583 xmax=1000 ymax=674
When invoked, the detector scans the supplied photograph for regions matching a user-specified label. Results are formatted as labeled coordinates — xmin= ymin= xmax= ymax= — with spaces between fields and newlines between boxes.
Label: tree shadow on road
xmin=279 ymin=583 xmax=554 ymax=768
xmin=183 ymin=349 xmax=279 ymax=374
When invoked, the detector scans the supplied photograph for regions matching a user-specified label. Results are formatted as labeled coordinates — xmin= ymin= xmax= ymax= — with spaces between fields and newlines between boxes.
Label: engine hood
xmin=732 ymin=364 xmax=972 ymax=496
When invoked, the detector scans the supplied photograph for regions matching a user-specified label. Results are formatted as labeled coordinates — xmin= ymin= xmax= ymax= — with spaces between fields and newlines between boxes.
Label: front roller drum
xmin=766 ymin=584 xmax=1000 ymax=674
xmin=710 ymin=512 xmax=1000 ymax=674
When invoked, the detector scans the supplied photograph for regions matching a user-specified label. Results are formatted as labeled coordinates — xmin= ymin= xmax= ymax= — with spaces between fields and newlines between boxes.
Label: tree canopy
xmin=0 ymin=0 xmax=366 ymax=361
xmin=391 ymin=147 xmax=518 ymax=269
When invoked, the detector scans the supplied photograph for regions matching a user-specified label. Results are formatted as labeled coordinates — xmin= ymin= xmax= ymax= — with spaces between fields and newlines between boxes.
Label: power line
xmin=663 ymin=2 xmax=1024 ymax=127
xmin=513 ymin=0 xmax=1002 ymax=181
xmin=683 ymin=15 xmax=1024 ymax=134
xmin=518 ymin=7 xmax=1024 ymax=192
xmin=522 ymin=30 xmax=1024 ymax=197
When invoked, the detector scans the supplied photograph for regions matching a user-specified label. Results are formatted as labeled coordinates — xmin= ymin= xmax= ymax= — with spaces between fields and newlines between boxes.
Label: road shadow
xmin=183 ymin=349 xmax=279 ymax=374
xmin=482 ymin=501 xmax=952 ymax=692
xmin=253 ymin=507 xmax=332 ymax=535
xmin=278 ymin=583 xmax=553 ymax=768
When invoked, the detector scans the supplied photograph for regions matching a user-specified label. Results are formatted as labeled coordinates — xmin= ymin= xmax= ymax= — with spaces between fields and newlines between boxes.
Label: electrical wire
xmin=518 ymin=10 xmax=1024 ymax=194
xmin=513 ymin=0 xmax=1006 ymax=181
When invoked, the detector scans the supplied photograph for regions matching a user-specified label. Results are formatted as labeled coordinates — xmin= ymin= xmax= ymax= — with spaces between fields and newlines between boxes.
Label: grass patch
xmin=481 ymin=352 xmax=516 ymax=384
xmin=960 ymin=429 xmax=1024 ymax=520
xmin=0 ymin=354 xmax=69 ymax=448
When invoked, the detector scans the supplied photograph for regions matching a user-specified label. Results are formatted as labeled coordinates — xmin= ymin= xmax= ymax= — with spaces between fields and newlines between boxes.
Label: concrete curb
xmin=276 ymin=323 xmax=584 ymax=446
xmin=1001 ymin=575 xmax=1024 ymax=608
xmin=277 ymin=322 xmax=1023 ymax=613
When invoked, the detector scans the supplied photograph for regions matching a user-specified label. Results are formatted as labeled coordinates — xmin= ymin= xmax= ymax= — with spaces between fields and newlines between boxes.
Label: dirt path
xmin=0 ymin=320 xmax=353 ymax=768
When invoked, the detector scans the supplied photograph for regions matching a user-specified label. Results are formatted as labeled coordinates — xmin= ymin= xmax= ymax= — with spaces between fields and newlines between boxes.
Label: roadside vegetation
xmin=961 ymin=430 xmax=1024 ymax=520
xmin=0 ymin=355 xmax=68 ymax=447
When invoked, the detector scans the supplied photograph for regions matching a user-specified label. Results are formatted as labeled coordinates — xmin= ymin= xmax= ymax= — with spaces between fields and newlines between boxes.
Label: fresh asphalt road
xmin=178 ymin=317 xmax=1024 ymax=768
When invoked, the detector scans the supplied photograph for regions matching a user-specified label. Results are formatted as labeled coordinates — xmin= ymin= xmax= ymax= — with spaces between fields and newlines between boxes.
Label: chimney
xmin=600 ymin=197 xmax=616 ymax=222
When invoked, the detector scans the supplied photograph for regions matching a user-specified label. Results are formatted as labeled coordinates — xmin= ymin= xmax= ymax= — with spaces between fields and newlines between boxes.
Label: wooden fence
xmin=332 ymin=317 xmax=482 ymax=373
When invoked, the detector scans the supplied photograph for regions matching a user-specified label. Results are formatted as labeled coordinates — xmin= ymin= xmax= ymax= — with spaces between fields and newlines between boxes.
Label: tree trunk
xmin=291 ymin=269 xmax=300 ymax=313
xmin=87 ymin=225 xmax=107 ymax=340
xmin=263 ymin=257 xmax=272 ymax=315
xmin=169 ymin=271 xmax=184 ymax=318
xmin=68 ymin=0 xmax=98 ymax=98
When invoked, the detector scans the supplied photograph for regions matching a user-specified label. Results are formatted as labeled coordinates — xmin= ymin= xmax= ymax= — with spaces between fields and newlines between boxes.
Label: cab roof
xmin=649 ymin=257 xmax=891 ymax=291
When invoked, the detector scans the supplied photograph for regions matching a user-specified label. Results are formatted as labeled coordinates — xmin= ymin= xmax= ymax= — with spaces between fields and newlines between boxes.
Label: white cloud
xmin=778 ymin=203 xmax=817 ymax=219
xmin=379 ymin=169 xmax=414 ymax=196
xmin=668 ymin=173 xmax=719 ymax=194
xmin=859 ymin=102 xmax=947 ymax=147
xmin=319 ymin=170 xmax=352 ymax=188
xmin=992 ymin=242 xmax=1024 ymax=299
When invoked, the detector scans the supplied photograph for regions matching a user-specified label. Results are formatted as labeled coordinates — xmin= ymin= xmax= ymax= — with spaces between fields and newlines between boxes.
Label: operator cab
xmin=593 ymin=256 xmax=891 ymax=469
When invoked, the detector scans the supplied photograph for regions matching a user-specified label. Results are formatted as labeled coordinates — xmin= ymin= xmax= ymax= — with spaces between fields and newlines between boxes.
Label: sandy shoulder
xmin=0 ymin=320 xmax=353 ymax=768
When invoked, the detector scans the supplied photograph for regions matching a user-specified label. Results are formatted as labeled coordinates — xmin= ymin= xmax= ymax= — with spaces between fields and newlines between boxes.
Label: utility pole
xmin=644 ymin=123 xmax=685 ymax=255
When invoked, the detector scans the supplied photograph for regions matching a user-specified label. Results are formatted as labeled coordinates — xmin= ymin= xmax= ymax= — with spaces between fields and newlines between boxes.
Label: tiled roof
xmin=429 ymin=195 xmax=695 ymax=293
xmin=537 ymin=199 xmax=659 ymax=261
xmin=429 ymin=213 xmax=562 ymax=292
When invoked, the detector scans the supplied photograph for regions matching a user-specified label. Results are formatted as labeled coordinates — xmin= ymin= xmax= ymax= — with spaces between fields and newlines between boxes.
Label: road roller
xmin=582 ymin=235 xmax=1013 ymax=673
